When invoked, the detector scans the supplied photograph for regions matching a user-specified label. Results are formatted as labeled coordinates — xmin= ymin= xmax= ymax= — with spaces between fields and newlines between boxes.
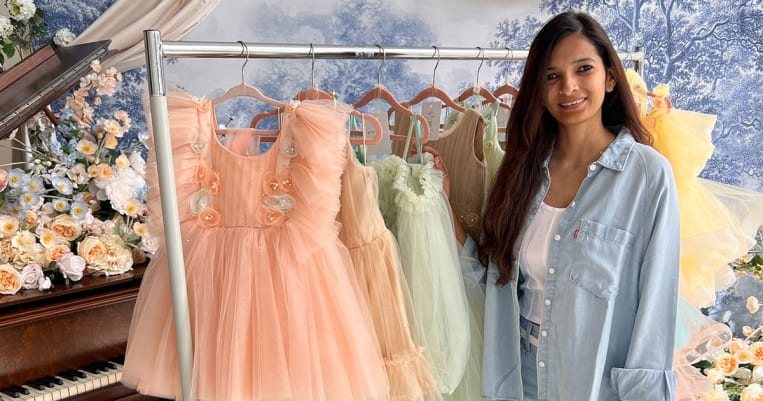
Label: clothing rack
xmin=141 ymin=29 xmax=645 ymax=401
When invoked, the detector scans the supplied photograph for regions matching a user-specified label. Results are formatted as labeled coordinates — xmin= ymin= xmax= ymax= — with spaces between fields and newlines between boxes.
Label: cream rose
xmin=11 ymin=230 xmax=36 ymax=249
xmin=751 ymin=342 xmax=763 ymax=366
xmin=12 ymin=243 xmax=46 ymax=269
xmin=748 ymin=296 xmax=761 ymax=314
xmin=86 ymin=234 xmax=133 ymax=276
xmin=698 ymin=387 xmax=730 ymax=401
xmin=50 ymin=214 xmax=82 ymax=241
xmin=741 ymin=383 xmax=763 ymax=401
xmin=0 ymin=240 xmax=16 ymax=263
xmin=77 ymin=236 xmax=108 ymax=267
xmin=0 ymin=263 xmax=22 ymax=294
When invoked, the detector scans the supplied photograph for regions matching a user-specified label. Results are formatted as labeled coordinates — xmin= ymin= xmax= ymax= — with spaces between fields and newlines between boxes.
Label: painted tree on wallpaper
xmin=243 ymin=0 xmax=434 ymax=105
xmin=491 ymin=0 xmax=763 ymax=191
xmin=38 ymin=0 xmax=149 ymax=140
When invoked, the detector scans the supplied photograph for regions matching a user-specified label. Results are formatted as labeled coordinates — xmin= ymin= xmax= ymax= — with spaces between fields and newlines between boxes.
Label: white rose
xmin=698 ymin=386 xmax=730 ymax=401
xmin=11 ymin=230 xmax=36 ymax=249
xmin=8 ymin=0 xmax=36 ymax=22
xmin=20 ymin=263 xmax=44 ymax=289
xmin=37 ymin=276 xmax=51 ymax=290
xmin=128 ymin=153 xmax=146 ymax=176
xmin=139 ymin=235 xmax=160 ymax=255
xmin=0 ymin=16 xmax=13 ymax=39
xmin=67 ymin=163 xmax=89 ymax=185
xmin=58 ymin=253 xmax=86 ymax=281
xmin=53 ymin=28 xmax=76 ymax=47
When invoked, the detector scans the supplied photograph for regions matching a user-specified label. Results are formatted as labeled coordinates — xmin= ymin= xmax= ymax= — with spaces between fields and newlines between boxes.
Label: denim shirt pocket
xmin=569 ymin=219 xmax=634 ymax=300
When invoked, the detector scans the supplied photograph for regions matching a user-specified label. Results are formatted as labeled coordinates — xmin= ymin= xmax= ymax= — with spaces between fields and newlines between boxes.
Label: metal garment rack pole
xmin=142 ymin=29 xmax=644 ymax=401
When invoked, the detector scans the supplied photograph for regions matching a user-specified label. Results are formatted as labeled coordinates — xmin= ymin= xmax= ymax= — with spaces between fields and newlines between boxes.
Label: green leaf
xmin=2 ymin=41 xmax=15 ymax=58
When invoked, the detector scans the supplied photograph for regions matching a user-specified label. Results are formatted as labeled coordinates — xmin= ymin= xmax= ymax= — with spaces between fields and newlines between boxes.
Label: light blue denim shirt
xmin=463 ymin=128 xmax=680 ymax=401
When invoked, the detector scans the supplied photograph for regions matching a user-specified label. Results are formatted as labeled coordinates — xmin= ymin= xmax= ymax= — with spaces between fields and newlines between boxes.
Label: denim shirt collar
xmin=542 ymin=127 xmax=636 ymax=172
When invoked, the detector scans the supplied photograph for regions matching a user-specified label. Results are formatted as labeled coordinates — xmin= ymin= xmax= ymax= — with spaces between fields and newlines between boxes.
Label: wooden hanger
xmin=353 ymin=45 xmax=430 ymax=143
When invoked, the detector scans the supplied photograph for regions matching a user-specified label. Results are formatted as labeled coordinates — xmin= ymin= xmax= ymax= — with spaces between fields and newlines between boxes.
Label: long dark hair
xmin=480 ymin=11 xmax=651 ymax=284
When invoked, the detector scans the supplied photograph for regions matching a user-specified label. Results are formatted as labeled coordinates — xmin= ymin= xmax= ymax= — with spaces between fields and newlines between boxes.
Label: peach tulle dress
xmin=627 ymin=70 xmax=763 ymax=400
xmin=336 ymin=145 xmax=443 ymax=401
xmin=121 ymin=91 xmax=388 ymax=401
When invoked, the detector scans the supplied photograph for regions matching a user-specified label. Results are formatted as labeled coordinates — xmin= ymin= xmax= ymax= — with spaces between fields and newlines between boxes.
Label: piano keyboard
xmin=0 ymin=358 xmax=124 ymax=401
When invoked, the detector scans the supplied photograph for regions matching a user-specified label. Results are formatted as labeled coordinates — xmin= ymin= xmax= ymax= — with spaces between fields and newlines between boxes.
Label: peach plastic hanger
xmin=456 ymin=47 xmax=510 ymax=111
xmin=211 ymin=41 xmax=284 ymax=109
xmin=403 ymin=46 xmax=466 ymax=113
xmin=353 ymin=45 xmax=430 ymax=144
xmin=212 ymin=41 xmax=281 ymax=142
xmin=294 ymin=43 xmax=335 ymax=101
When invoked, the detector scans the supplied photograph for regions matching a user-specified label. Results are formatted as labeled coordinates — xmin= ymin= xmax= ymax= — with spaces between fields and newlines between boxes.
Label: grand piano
xmin=0 ymin=42 xmax=161 ymax=401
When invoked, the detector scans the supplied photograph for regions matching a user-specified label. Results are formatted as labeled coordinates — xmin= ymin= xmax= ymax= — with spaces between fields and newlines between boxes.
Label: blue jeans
xmin=520 ymin=316 xmax=540 ymax=401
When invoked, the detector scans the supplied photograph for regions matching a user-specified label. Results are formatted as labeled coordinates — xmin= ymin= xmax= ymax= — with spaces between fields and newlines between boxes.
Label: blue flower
xmin=53 ymin=199 xmax=70 ymax=212
xmin=70 ymin=201 xmax=88 ymax=220
xmin=25 ymin=177 xmax=45 ymax=193
xmin=18 ymin=192 xmax=40 ymax=210
xmin=8 ymin=168 xmax=28 ymax=188
xmin=51 ymin=177 xmax=74 ymax=195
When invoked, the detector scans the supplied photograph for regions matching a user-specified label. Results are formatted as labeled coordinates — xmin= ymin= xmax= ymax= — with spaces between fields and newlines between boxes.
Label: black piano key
xmin=58 ymin=369 xmax=85 ymax=381
xmin=112 ymin=355 xmax=125 ymax=364
xmin=44 ymin=375 xmax=64 ymax=386
xmin=0 ymin=387 xmax=19 ymax=398
xmin=10 ymin=385 xmax=28 ymax=395
xmin=82 ymin=364 xmax=102 ymax=374
xmin=103 ymin=361 xmax=118 ymax=370
xmin=24 ymin=380 xmax=45 ymax=391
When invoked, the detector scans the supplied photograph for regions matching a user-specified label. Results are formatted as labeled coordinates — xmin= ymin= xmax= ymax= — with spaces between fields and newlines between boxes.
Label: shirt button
xmin=544 ymin=299 xmax=551 ymax=306
xmin=569 ymin=201 xmax=576 ymax=208
xmin=538 ymin=361 xmax=545 ymax=368
xmin=553 ymin=234 xmax=561 ymax=241
xmin=541 ymin=330 xmax=548 ymax=337
xmin=548 ymin=267 xmax=555 ymax=275
xmin=588 ymin=164 xmax=597 ymax=171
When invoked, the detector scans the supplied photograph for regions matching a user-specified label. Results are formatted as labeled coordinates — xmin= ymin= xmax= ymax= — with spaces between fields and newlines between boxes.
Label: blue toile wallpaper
xmin=37 ymin=0 xmax=763 ymax=333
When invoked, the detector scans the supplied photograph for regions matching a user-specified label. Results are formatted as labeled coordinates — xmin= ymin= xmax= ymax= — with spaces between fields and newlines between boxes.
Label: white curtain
xmin=71 ymin=0 xmax=221 ymax=72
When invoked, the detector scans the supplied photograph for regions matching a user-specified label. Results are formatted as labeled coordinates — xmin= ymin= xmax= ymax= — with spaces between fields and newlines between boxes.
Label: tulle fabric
xmin=626 ymin=69 xmax=763 ymax=400
xmin=645 ymin=106 xmax=763 ymax=308
xmin=337 ymin=146 xmax=442 ymax=401
xmin=374 ymin=154 xmax=471 ymax=395
xmin=122 ymin=91 xmax=389 ymax=401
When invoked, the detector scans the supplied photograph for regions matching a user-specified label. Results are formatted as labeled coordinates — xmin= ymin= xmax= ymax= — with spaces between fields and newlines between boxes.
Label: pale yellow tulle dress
xmin=627 ymin=70 xmax=763 ymax=400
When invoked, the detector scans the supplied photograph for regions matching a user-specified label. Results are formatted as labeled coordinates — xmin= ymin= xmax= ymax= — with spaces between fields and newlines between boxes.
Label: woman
xmin=452 ymin=11 xmax=681 ymax=401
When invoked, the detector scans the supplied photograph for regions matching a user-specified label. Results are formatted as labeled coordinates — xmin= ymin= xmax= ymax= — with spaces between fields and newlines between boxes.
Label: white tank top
xmin=518 ymin=201 xmax=566 ymax=323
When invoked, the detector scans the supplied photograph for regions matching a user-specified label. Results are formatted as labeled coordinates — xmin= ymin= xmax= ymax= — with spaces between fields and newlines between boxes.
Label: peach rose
xmin=715 ymin=352 xmax=739 ymax=376
xmin=741 ymin=384 xmax=763 ymax=401
xmin=0 ymin=169 xmax=8 ymax=191
xmin=77 ymin=236 xmax=108 ymax=267
xmin=197 ymin=207 xmax=221 ymax=228
xmin=50 ymin=214 xmax=82 ymax=241
xmin=0 ymin=263 xmax=22 ymax=294
xmin=46 ymin=244 xmax=72 ymax=263
xmin=751 ymin=342 xmax=763 ymax=366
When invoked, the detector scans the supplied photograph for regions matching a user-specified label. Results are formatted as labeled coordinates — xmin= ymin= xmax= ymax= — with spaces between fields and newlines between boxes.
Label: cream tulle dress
xmin=121 ymin=91 xmax=388 ymax=401
xmin=336 ymin=145 xmax=443 ymax=401
xmin=627 ymin=70 xmax=763 ymax=400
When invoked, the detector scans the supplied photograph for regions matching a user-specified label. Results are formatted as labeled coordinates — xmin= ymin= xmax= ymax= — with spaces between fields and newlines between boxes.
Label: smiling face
xmin=544 ymin=32 xmax=616 ymax=133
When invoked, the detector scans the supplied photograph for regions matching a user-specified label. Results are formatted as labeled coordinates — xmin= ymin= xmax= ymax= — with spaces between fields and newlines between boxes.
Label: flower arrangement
xmin=693 ymin=321 xmax=763 ymax=401
xmin=693 ymin=248 xmax=763 ymax=401
xmin=1 ymin=0 xmax=76 ymax=72
xmin=0 ymin=59 xmax=156 ymax=295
